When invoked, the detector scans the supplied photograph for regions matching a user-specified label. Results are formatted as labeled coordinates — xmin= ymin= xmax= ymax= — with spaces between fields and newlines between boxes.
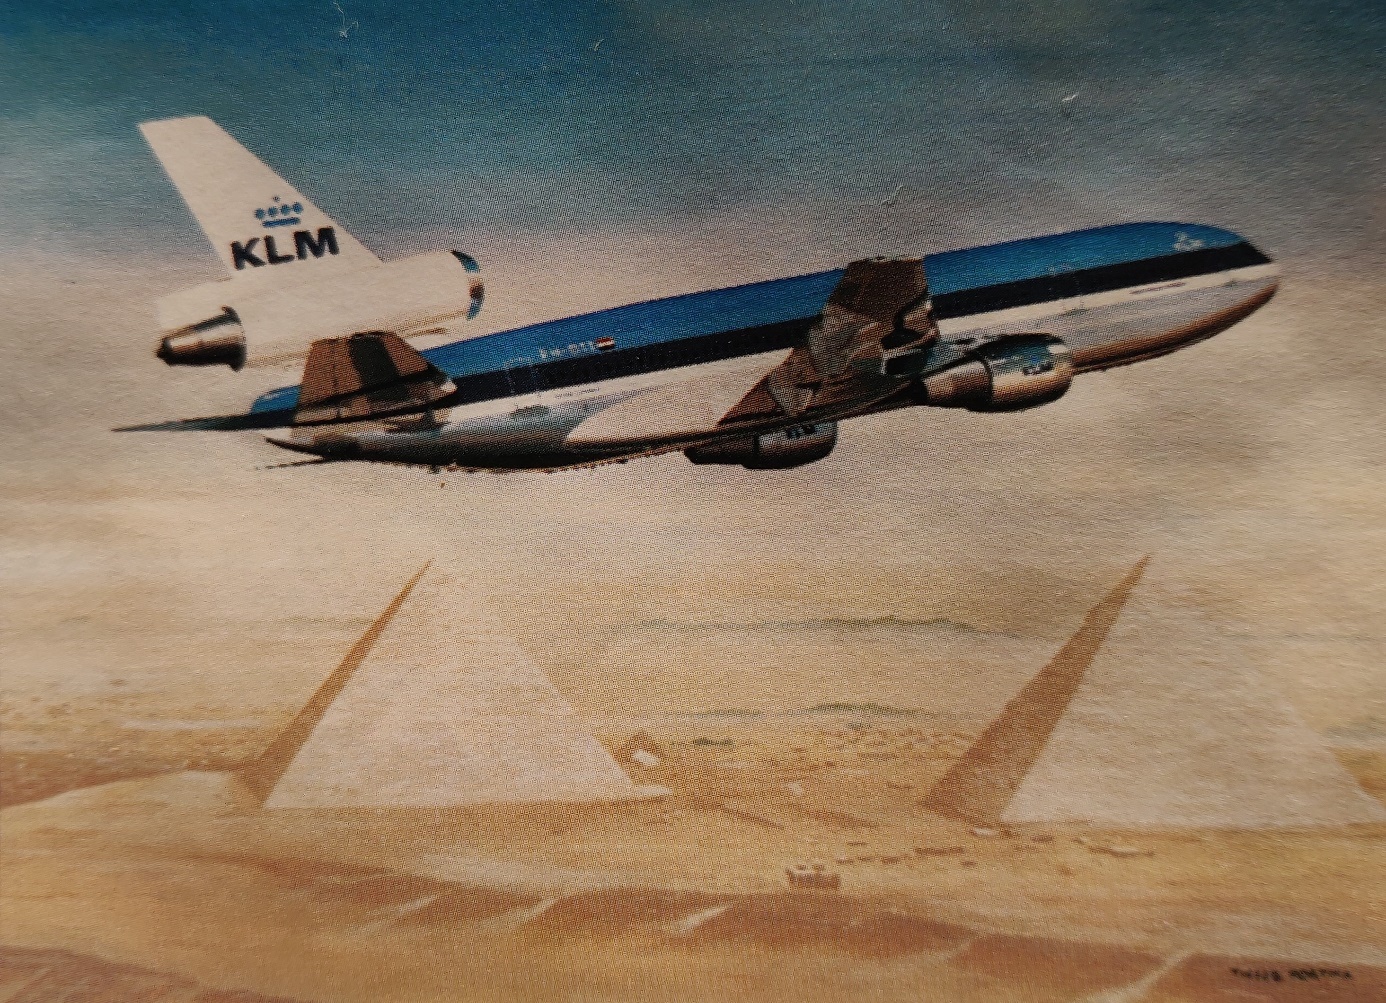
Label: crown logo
xmin=1172 ymin=231 xmax=1205 ymax=253
xmin=254 ymin=196 xmax=303 ymax=229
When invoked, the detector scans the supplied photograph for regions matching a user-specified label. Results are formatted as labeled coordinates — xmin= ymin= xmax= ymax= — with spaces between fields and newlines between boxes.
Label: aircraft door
xmin=1051 ymin=263 xmax=1085 ymax=314
xmin=503 ymin=357 xmax=544 ymax=400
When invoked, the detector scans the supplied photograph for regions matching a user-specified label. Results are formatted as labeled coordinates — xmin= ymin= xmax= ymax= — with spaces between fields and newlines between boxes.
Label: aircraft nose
xmin=1227 ymin=230 xmax=1280 ymax=298
xmin=1237 ymin=230 xmax=1276 ymax=266
xmin=1250 ymin=243 xmax=1280 ymax=294
xmin=1220 ymin=256 xmax=1281 ymax=331
xmin=1247 ymin=237 xmax=1276 ymax=267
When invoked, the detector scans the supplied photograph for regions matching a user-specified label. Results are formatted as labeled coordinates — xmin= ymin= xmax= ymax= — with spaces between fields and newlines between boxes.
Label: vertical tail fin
xmin=139 ymin=116 xmax=379 ymax=278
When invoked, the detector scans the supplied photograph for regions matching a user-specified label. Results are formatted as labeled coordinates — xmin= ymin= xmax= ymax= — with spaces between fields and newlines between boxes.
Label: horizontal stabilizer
xmin=294 ymin=331 xmax=455 ymax=425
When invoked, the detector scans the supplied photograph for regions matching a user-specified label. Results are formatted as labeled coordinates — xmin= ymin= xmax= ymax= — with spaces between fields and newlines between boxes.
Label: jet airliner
xmin=124 ymin=117 xmax=1280 ymax=472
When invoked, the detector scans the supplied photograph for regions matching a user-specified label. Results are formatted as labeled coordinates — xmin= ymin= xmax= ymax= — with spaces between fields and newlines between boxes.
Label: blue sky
xmin=2 ymin=1 xmax=1382 ymax=262
xmin=1 ymin=2 xmax=1384 ymax=733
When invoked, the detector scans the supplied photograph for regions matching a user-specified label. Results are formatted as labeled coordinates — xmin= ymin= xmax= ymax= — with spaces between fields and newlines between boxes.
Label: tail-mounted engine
xmin=156 ymin=310 xmax=248 ymax=370
xmin=922 ymin=334 xmax=1073 ymax=412
xmin=685 ymin=422 xmax=838 ymax=469
xmin=154 ymin=250 xmax=484 ymax=369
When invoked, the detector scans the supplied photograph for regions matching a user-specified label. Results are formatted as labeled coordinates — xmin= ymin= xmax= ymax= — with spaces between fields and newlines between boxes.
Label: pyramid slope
xmin=922 ymin=560 xmax=1146 ymax=825
xmin=1002 ymin=591 xmax=1385 ymax=828
xmin=265 ymin=569 xmax=659 ymax=807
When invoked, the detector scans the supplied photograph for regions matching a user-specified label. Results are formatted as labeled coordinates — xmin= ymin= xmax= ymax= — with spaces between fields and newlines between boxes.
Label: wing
xmin=720 ymin=256 xmax=939 ymax=424
xmin=563 ymin=367 xmax=778 ymax=449
xmin=564 ymin=257 xmax=940 ymax=451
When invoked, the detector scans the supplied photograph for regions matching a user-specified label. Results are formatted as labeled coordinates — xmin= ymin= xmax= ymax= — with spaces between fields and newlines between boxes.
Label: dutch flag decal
xmin=595 ymin=336 xmax=616 ymax=352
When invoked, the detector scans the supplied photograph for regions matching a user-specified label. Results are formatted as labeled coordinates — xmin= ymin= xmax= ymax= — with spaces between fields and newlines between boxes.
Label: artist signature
xmin=1231 ymin=967 xmax=1354 ymax=982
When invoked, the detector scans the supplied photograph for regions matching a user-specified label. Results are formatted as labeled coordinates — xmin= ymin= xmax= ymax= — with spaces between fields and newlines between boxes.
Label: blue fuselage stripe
xmin=247 ymin=222 xmax=1262 ymax=417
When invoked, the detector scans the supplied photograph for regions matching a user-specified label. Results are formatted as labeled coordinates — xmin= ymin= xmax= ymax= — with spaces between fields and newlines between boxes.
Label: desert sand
xmin=5 ymin=547 xmax=1386 ymax=1002
xmin=4 ymin=709 xmax=1385 ymax=1003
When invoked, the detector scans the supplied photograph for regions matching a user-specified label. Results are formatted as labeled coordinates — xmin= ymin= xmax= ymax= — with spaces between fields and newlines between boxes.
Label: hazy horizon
xmin=2 ymin=2 xmax=1383 ymax=746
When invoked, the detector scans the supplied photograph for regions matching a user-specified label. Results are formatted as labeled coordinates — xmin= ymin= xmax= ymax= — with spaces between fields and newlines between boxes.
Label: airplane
xmin=122 ymin=116 xmax=1280 ymax=472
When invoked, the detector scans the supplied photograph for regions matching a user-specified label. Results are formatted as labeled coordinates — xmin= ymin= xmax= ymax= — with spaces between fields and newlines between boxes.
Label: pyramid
xmin=922 ymin=559 xmax=1148 ymax=824
xmin=1002 ymin=582 xmax=1386 ymax=828
xmin=244 ymin=564 xmax=665 ymax=808
xmin=923 ymin=558 xmax=1384 ymax=829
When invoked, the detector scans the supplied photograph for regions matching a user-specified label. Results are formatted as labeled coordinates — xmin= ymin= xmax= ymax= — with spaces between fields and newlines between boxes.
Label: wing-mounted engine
xmin=922 ymin=334 xmax=1074 ymax=412
xmin=685 ymin=422 xmax=838 ymax=469
xmin=293 ymin=331 xmax=455 ymax=425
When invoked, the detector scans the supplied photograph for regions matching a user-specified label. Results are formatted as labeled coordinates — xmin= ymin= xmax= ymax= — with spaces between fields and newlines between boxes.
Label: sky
xmin=3 ymin=0 xmax=1382 ymax=259
xmin=1 ymin=2 xmax=1383 ymax=743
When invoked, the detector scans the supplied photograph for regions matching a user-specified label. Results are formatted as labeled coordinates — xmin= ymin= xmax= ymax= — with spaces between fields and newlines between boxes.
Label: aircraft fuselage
xmin=165 ymin=221 xmax=1279 ymax=471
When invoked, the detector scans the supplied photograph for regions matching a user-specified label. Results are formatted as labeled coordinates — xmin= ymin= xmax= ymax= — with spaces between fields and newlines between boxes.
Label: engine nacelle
xmin=685 ymin=422 xmax=838 ymax=469
xmin=156 ymin=312 xmax=248 ymax=369
xmin=154 ymin=250 xmax=483 ymax=368
xmin=921 ymin=334 xmax=1073 ymax=412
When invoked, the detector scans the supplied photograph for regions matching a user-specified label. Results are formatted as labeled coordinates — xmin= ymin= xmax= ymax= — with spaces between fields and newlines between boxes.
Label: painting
xmin=2 ymin=2 xmax=1383 ymax=1001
